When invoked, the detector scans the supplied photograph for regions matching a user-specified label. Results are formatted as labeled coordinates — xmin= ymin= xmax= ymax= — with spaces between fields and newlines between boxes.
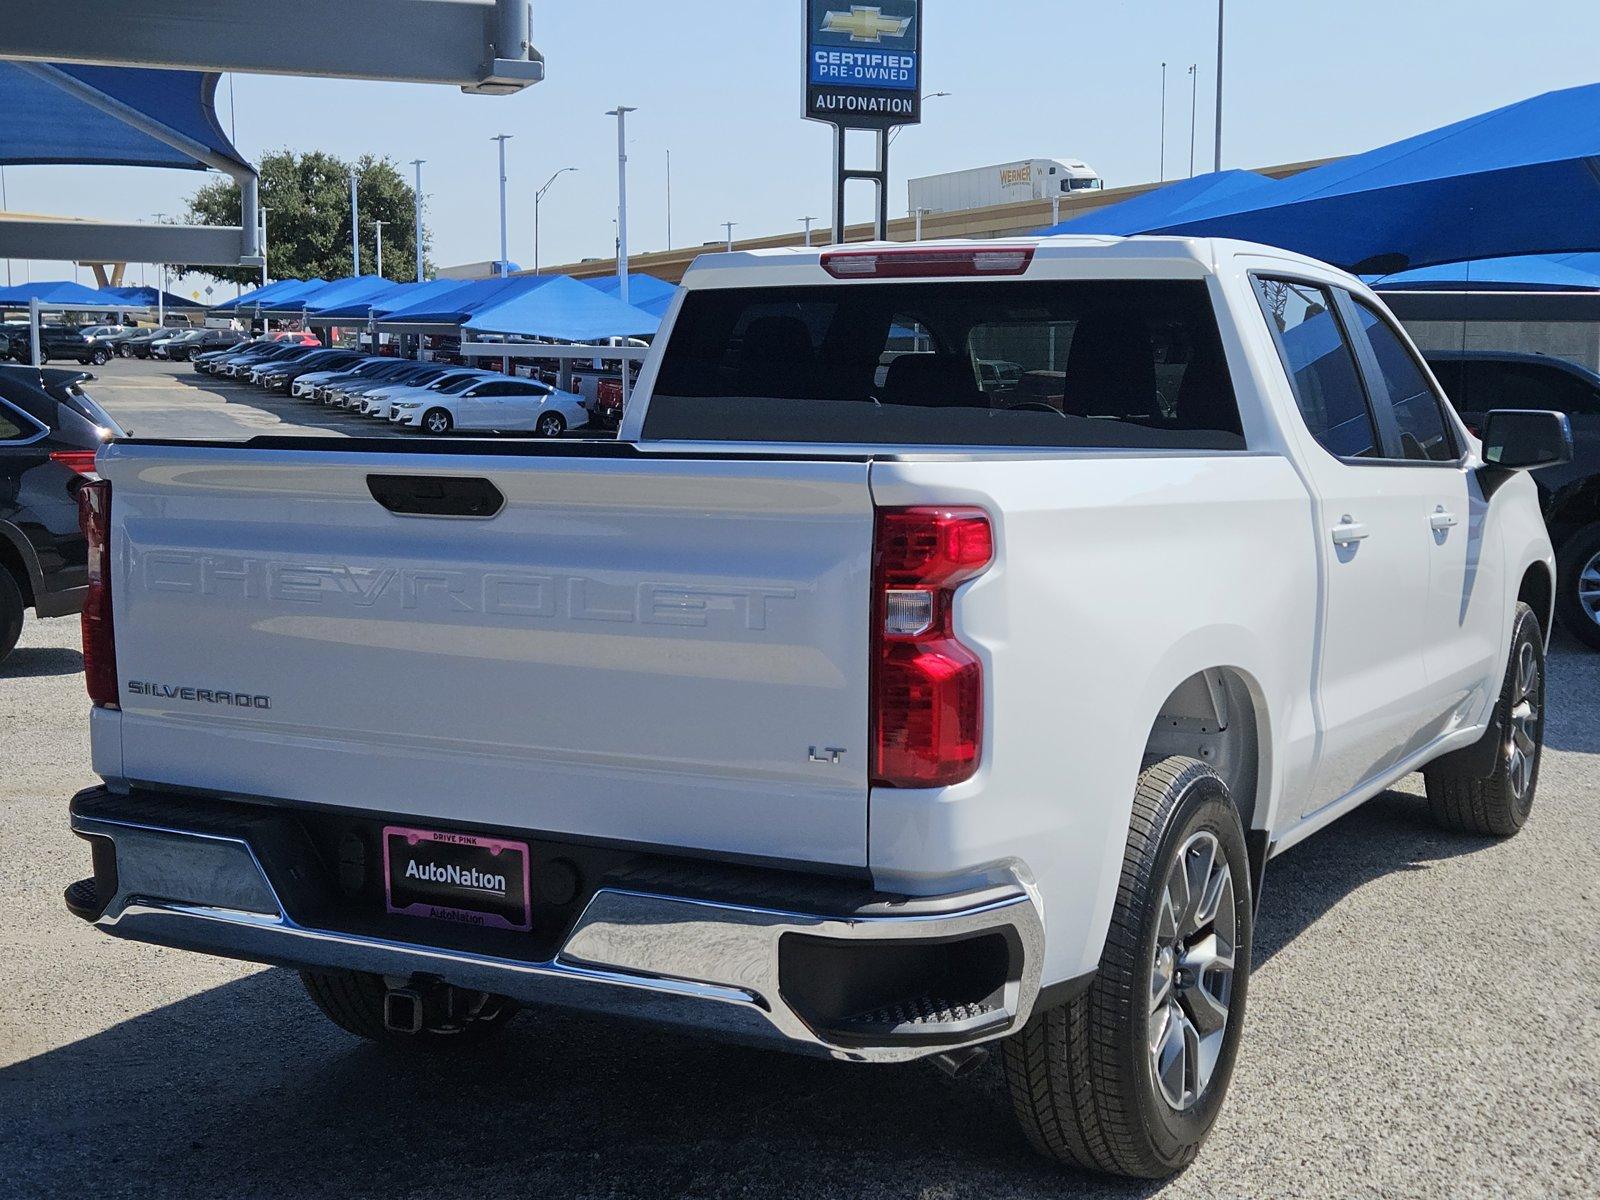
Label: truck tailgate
xmin=98 ymin=443 xmax=874 ymax=867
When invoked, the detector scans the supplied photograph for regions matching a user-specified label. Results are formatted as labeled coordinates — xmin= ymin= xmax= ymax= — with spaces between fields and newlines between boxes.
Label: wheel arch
xmin=0 ymin=520 xmax=40 ymax=608
xmin=1141 ymin=666 xmax=1268 ymax=835
xmin=1518 ymin=559 xmax=1554 ymax=648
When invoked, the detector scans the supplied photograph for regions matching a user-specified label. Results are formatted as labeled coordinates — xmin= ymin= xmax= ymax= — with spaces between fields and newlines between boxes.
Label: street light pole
xmin=912 ymin=207 xmax=931 ymax=241
xmin=533 ymin=166 xmax=578 ymax=275
xmin=1214 ymin=0 xmax=1225 ymax=172
xmin=887 ymin=90 xmax=951 ymax=146
xmin=1159 ymin=62 xmax=1167 ymax=182
xmin=373 ymin=219 xmax=385 ymax=278
xmin=259 ymin=205 xmax=269 ymax=287
xmin=722 ymin=221 xmax=737 ymax=252
xmin=605 ymin=106 xmax=637 ymax=304
xmin=1189 ymin=64 xmax=1199 ymax=178
xmin=348 ymin=167 xmax=360 ymax=274
xmin=491 ymin=134 xmax=513 ymax=278
xmin=409 ymin=158 xmax=425 ymax=282
xmin=799 ymin=216 xmax=818 ymax=247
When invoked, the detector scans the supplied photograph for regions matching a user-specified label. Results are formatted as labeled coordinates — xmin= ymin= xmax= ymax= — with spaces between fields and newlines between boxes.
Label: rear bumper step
xmin=67 ymin=787 xmax=1045 ymax=1062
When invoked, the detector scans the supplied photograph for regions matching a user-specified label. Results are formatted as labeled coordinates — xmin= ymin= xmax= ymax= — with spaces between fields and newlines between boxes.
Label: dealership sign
xmin=804 ymin=1 xmax=923 ymax=130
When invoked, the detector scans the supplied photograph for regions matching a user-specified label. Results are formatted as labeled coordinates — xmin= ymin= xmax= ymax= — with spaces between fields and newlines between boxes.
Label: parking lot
xmin=1 ymin=359 xmax=1597 ymax=1199
xmin=81 ymin=354 xmax=412 ymax=440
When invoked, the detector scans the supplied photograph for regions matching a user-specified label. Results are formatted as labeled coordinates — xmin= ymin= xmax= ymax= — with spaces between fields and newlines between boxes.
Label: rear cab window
xmin=646 ymin=280 xmax=1245 ymax=450
xmin=1250 ymin=277 xmax=1380 ymax=459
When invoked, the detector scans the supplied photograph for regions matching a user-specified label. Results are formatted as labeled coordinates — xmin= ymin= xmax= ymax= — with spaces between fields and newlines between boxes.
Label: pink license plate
xmin=382 ymin=825 xmax=531 ymax=931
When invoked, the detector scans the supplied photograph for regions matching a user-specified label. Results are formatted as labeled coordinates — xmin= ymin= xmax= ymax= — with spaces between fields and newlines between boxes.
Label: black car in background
xmin=2 ymin=325 xmax=114 ymax=366
xmin=0 ymin=365 xmax=123 ymax=663
xmin=1426 ymin=349 xmax=1600 ymax=649
xmin=160 ymin=328 xmax=244 ymax=361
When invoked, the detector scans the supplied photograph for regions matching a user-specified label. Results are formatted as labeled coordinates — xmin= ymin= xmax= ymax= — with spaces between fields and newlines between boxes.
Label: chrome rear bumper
xmin=69 ymin=790 xmax=1045 ymax=1062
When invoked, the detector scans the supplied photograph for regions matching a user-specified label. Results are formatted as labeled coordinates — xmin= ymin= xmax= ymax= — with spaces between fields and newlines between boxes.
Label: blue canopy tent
xmin=1036 ymin=170 xmax=1275 ymax=236
xmin=464 ymin=276 xmax=662 ymax=340
xmin=0 ymin=62 xmax=260 ymax=272
xmin=211 ymin=278 xmax=327 ymax=313
xmin=0 ymin=280 xmax=126 ymax=307
xmin=309 ymin=279 xmax=460 ymax=323
xmin=1152 ymin=82 xmax=1600 ymax=273
xmin=580 ymin=274 xmax=679 ymax=319
xmin=104 ymin=285 xmax=207 ymax=310
xmin=375 ymin=275 xmax=549 ymax=329
xmin=0 ymin=62 xmax=248 ymax=171
xmin=1370 ymin=252 xmax=1600 ymax=292
xmin=266 ymin=276 xmax=402 ymax=319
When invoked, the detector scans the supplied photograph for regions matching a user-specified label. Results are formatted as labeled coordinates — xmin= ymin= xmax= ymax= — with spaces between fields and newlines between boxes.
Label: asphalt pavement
xmin=1 ymin=360 xmax=1597 ymax=1198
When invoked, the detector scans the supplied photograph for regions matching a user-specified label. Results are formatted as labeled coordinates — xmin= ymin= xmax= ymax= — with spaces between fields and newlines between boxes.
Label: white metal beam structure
xmin=0 ymin=0 xmax=544 ymax=95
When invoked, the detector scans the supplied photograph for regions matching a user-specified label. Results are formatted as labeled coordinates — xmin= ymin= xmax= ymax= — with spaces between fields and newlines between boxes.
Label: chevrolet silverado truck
xmin=61 ymin=238 xmax=1570 ymax=1179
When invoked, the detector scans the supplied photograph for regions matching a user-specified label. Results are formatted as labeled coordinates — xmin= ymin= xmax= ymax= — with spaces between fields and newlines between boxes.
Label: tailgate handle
xmin=366 ymin=474 xmax=504 ymax=518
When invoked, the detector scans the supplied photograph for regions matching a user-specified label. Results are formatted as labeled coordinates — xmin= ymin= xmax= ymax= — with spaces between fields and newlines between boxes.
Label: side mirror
xmin=1481 ymin=409 xmax=1573 ymax=470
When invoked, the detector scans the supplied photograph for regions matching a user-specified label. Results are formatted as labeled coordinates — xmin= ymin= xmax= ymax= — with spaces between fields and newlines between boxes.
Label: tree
xmin=176 ymin=149 xmax=429 ymax=285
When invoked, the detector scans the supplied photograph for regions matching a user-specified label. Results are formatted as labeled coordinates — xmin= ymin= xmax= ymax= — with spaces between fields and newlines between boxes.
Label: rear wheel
xmin=299 ymin=970 xmax=518 ymax=1046
xmin=1555 ymin=524 xmax=1600 ymax=651
xmin=1004 ymin=756 xmax=1251 ymax=1178
xmin=116 ymin=343 xmax=131 ymax=357
xmin=535 ymin=411 xmax=566 ymax=438
xmin=421 ymin=407 xmax=453 ymax=435
xmin=1423 ymin=601 xmax=1545 ymax=836
xmin=0 ymin=569 xmax=24 ymax=664
xmin=90 ymin=348 xmax=110 ymax=365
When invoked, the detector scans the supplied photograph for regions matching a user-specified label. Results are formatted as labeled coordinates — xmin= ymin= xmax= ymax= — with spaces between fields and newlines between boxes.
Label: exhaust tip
xmin=931 ymin=1045 xmax=990 ymax=1080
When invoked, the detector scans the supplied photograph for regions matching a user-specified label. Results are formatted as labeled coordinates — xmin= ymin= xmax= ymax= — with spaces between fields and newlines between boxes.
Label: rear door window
xmin=1251 ymin=277 xmax=1379 ymax=459
xmin=648 ymin=279 xmax=1244 ymax=450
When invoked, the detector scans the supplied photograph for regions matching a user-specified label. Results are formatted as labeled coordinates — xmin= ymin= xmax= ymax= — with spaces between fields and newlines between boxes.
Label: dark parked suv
xmin=1426 ymin=349 xmax=1600 ymax=649
xmin=0 ymin=365 xmax=123 ymax=663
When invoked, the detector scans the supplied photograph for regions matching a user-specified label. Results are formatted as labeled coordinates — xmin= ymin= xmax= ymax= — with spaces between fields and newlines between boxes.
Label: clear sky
xmin=4 ymin=0 xmax=1600 ymax=296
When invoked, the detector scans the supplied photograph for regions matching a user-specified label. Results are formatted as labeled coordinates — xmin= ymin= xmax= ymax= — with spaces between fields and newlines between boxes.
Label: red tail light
xmin=871 ymin=507 xmax=993 ymax=788
xmin=822 ymin=246 xmax=1034 ymax=279
xmin=50 ymin=449 xmax=100 ymax=478
xmin=77 ymin=480 xmax=118 ymax=708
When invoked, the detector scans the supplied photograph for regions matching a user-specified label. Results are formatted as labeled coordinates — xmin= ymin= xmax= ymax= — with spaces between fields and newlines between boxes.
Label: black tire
xmin=0 ymin=569 xmax=24 ymax=665
xmin=115 ymin=343 xmax=131 ymax=358
xmin=535 ymin=411 xmax=566 ymax=438
xmin=1004 ymin=756 xmax=1252 ymax=1179
xmin=421 ymin=407 xmax=453 ymax=435
xmin=1554 ymin=524 xmax=1600 ymax=652
xmin=37 ymin=350 xmax=49 ymax=365
xmin=1423 ymin=601 xmax=1545 ymax=836
xmin=299 ymin=970 xmax=518 ymax=1046
xmin=90 ymin=348 xmax=110 ymax=365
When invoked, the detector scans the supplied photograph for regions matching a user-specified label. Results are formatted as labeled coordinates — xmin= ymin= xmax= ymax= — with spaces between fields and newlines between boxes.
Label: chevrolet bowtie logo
xmin=822 ymin=6 xmax=911 ymax=43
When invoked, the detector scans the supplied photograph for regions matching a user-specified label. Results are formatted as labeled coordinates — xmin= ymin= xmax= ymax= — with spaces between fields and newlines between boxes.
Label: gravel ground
xmin=2 ymin=361 xmax=1598 ymax=1198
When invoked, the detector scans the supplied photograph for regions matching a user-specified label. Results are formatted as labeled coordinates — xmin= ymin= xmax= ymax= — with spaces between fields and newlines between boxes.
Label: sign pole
xmin=805 ymin=0 xmax=922 ymax=248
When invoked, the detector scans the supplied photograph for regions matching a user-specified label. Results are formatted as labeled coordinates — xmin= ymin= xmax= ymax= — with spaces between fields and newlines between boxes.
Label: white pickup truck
xmin=63 ymin=238 xmax=1571 ymax=1178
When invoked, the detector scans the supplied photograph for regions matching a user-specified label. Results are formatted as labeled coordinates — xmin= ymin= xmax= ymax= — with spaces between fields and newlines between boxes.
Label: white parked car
xmin=361 ymin=369 xmax=487 ymax=420
xmin=64 ymin=236 xmax=1570 ymax=1178
xmin=389 ymin=377 xmax=587 ymax=436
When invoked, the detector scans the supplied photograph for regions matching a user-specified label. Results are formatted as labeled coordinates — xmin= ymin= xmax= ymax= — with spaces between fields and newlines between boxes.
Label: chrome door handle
xmin=1331 ymin=517 xmax=1370 ymax=546
xmin=1429 ymin=508 xmax=1459 ymax=530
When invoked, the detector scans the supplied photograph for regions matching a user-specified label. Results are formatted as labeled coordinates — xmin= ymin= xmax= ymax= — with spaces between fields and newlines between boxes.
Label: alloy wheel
xmin=1505 ymin=639 xmax=1541 ymax=802
xmin=1148 ymin=830 xmax=1236 ymax=1112
xmin=424 ymin=410 xmax=451 ymax=434
xmin=1578 ymin=549 xmax=1600 ymax=630
xmin=538 ymin=413 xmax=564 ymax=437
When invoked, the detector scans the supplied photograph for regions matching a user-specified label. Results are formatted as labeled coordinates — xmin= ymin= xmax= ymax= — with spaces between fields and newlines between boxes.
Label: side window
xmin=0 ymin=399 xmax=41 ymax=442
xmin=1251 ymin=276 xmax=1379 ymax=459
xmin=1350 ymin=299 xmax=1459 ymax=462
